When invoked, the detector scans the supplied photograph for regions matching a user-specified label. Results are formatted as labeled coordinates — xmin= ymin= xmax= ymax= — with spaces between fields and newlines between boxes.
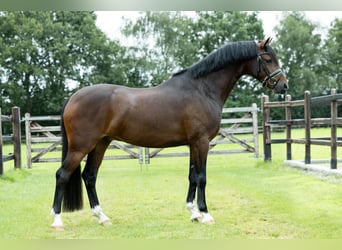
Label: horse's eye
xmin=265 ymin=59 xmax=272 ymax=63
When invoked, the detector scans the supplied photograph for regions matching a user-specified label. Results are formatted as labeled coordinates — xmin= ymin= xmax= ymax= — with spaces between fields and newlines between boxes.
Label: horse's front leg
xmin=82 ymin=167 xmax=111 ymax=226
xmin=186 ymin=162 xmax=202 ymax=222
xmin=186 ymin=139 xmax=215 ymax=224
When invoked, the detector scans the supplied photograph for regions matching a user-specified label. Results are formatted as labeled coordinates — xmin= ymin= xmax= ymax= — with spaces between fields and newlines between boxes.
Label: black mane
xmin=173 ymin=40 xmax=257 ymax=79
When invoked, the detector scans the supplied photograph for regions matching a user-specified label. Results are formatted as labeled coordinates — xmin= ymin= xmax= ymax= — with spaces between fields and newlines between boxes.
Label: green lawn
xmin=1 ymin=128 xmax=342 ymax=239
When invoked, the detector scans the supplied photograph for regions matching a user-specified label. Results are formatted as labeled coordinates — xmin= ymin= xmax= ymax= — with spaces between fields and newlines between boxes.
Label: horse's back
xmin=67 ymin=84 xmax=117 ymax=104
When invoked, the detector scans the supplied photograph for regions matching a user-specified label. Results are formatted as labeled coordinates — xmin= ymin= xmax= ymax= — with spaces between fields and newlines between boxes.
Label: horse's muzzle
xmin=273 ymin=80 xmax=288 ymax=94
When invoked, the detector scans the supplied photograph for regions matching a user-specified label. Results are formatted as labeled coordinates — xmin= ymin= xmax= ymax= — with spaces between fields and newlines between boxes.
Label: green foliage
xmin=0 ymin=11 xmax=127 ymax=115
xmin=272 ymin=12 xmax=340 ymax=119
xmin=0 ymin=168 xmax=31 ymax=183
xmin=274 ymin=12 xmax=323 ymax=96
xmin=325 ymin=18 xmax=342 ymax=91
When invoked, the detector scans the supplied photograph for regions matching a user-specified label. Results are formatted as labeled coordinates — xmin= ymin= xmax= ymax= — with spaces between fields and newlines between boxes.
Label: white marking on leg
xmin=50 ymin=208 xmax=64 ymax=229
xmin=186 ymin=202 xmax=202 ymax=222
xmin=91 ymin=205 xmax=111 ymax=225
xmin=201 ymin=212 xmax=215 ymax=224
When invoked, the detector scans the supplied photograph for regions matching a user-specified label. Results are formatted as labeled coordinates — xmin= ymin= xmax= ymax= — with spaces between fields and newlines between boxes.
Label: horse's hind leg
xmin=51 ymin=152 xmax=84 ymax=230
xmin=82 ymin=137 xmax=111 ymax=226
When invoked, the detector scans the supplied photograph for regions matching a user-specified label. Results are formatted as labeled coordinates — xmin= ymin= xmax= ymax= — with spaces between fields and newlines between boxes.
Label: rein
xmin=257 ymin=51 xmax=284 ymax=90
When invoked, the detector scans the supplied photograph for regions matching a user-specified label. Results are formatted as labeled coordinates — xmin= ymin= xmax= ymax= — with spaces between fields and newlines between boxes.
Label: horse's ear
xmin=265 ymin=37 xmax=272 ymax=46
xmin=260 ymin=37 xmax=272 ymax=49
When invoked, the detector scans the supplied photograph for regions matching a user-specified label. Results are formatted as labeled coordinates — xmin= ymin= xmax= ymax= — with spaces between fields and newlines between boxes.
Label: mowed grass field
xmin=1 ymin=128 xmax=342 ymax=239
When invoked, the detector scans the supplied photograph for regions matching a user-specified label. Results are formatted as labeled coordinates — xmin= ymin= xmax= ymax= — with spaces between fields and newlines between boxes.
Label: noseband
xmin=257 ymin=51 xmax=283 ymax=90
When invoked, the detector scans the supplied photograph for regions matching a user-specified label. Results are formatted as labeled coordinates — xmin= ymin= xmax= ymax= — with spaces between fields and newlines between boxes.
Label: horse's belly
xmin=110 ymin=125 xmax=188 ymax=148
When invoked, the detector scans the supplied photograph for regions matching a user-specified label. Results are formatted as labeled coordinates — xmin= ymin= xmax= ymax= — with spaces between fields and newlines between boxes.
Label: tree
xmin=273 ymin=12 xmax=323 ymax=97
xmin=0 ymin=11 xmax=127 ymax=115
xmin=121 ymin=11 xmax=198 ymax=86
xmin=324 ymin=18 xmax=342 ymax=91
xmin=273 ymin=12 xmax=327 ymax=119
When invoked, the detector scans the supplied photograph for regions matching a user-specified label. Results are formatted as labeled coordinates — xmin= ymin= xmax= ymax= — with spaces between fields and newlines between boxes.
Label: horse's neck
xmin=203 ymin=63 xmax=247 ymax=108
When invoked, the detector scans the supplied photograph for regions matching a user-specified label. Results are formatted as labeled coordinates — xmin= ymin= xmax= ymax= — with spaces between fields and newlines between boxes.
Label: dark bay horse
xmin=51 ymin=38 xmax=288 ymax=229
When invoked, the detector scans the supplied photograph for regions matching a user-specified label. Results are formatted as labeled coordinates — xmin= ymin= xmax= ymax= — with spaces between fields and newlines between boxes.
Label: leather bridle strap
xmin=257 ymin=52 xmax=284 ymax=90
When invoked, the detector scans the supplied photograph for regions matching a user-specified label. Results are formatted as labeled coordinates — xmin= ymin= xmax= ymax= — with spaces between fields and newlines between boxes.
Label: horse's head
xmin=255 ymin=37 xmax=288 ymax=94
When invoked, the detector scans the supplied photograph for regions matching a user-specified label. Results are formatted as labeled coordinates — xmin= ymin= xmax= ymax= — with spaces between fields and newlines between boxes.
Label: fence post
xmin=12 ymin=107 xmax=21 ymax=169
xmin=138 ymin=147 xmax=143 ymax=166
xmin=330 ymin=88 xmax=337 ymax=169
xmin=144 ymin=147 xmax=150 ymax=166
xmin=0 ymin=108 xmax=3 ymax=175
xmin=25 ymin=113 xmax=32 ymax=169
xmin=304 ymin=91 xmax=311 ymax=164
xmin=285 ymin=94 xmax=292 ymax=160
xmin=262 ymin=95 xmax=271 ymax=161
xmin=252 ymin=103 xmax=259 ymax=158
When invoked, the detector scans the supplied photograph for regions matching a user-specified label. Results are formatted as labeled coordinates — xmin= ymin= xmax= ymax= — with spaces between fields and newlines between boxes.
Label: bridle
xmin=257 ymin=51 xmax=284 ymax=90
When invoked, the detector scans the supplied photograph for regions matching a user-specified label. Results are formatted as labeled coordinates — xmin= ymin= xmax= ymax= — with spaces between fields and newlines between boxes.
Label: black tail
xmin=60 ymin=99 xmax=83 ymax=212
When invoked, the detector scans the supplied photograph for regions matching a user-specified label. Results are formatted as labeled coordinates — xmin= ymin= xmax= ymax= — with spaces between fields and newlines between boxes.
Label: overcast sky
xmin=95 ymin=11 xmax=342 ymax=41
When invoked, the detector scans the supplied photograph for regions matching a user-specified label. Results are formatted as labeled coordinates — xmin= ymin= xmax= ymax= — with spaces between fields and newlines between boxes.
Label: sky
xmin=95 ymin=11 xmax=342 ymax=41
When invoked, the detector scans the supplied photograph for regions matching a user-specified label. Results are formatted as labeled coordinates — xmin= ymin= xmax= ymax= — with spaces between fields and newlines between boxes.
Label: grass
xmin=1 ymin=128 xmax=342 ymax=239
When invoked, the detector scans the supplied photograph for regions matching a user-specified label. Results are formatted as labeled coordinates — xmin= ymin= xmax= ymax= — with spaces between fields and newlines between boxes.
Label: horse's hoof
xmin=101 ymin=220 xmax=112 ymax=226
xmin=201 ymin=213 xmax=215 ymax=224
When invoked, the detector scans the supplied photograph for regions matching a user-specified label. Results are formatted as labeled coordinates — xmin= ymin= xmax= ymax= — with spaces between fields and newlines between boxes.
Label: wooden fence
xmin=261 ymin=89 xmax=342 ymax=169
xmin=25 ymin=103 xmax=259 ymax=168
xmin=0 ymin=107 xmax=22 ymax=175
xmin=24 ymin=114 xmax=144 ymax=168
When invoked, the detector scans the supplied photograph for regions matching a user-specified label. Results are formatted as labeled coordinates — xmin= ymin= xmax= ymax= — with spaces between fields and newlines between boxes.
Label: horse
xmin=50 ymin=37 xmax=288 ymax=229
